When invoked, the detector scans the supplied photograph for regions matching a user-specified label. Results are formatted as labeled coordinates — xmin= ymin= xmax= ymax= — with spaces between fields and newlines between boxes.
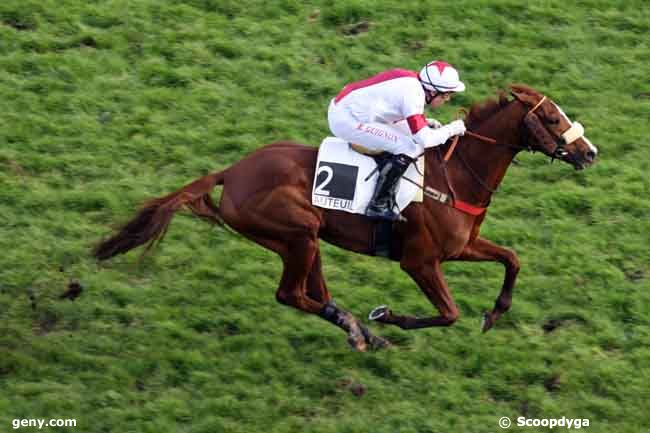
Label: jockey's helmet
xmin=419 ymin=61 xmax=466 ymax=93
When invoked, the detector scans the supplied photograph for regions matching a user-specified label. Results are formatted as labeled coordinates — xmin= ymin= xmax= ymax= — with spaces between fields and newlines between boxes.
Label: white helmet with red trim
xmin=419 ymin=60 xmax=465 ymax=93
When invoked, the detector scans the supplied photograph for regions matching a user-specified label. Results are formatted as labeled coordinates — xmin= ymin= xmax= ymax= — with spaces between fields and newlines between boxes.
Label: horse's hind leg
xmin=219 ymin=188 xmax=370 ymax=351
xmin=305 ymin=250 xmax=331 ymax=304
xmin=245 ymin=232 xmax=368 ymax=351
xmin=452 ymin=236 xmax=520 ymax=332
xmin=279 ymin=238 xmax=372 ymax=351
xmin=274 ymin=236 xmax=323 ymax=314
xmin=306 ymin=250 xmax=390 ymax=350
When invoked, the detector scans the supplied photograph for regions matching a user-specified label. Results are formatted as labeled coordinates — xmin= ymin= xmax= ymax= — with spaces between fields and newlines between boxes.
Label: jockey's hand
xmin=427 ymin=118 xmax=442 ymax=129
xmin=446 ymin=119 xmax=466 ymax=136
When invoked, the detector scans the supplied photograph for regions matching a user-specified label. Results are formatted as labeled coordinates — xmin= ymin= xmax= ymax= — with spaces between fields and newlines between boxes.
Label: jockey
xmin=328 ymin=60 xmax=466 ymax=221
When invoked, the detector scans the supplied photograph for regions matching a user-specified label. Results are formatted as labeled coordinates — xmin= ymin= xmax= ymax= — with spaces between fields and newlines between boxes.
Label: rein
xmin=409 ymin=98 xmax=548 ymax=216
xmin=444 ymin=103 xmax=533 ymax=162
xmin=441 ymin=98 xmax=548 ymax=192
xmin=406 ymin=94 xmax=569 ymax=216
xmin=455 ymin=145 xmax=497 ymax=194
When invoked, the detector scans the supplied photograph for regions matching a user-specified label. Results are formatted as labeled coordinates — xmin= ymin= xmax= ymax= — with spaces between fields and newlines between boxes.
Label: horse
xmin=93 ymin=84 xmax=598 ymax=352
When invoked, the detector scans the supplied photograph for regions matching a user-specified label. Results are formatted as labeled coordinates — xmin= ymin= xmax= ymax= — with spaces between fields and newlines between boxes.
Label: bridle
xmin=443 ymin=94 xmax=586 ymax=191
xmin=407 ymin=93 xmax=588 ymax=214
xmin=521 ymin=95 xmax=569 ymax=162
xmin=445 ymin=95 xmax=544 ymax=162
xmin=519 ymin=94 xmax=587 ymax=163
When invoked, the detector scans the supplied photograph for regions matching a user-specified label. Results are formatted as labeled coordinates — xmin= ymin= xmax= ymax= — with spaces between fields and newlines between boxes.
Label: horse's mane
xmin=465 ymin=84 xmax=542 ymax=129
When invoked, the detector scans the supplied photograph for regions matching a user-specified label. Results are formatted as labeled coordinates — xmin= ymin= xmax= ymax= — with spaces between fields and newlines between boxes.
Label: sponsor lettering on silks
xmin=356 ymin=123 xmax=398 ymax=143
xmin=314 ymin=161 xmax=359 ymax=211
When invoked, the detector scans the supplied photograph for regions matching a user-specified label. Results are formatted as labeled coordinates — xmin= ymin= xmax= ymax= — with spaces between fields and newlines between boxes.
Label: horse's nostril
xmin=586 ymin=150 xmax=596 ymax=161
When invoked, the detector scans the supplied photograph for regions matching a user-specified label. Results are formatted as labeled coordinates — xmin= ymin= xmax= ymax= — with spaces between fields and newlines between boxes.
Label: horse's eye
xmin=548 ymin=117 xmax=560 ymax=125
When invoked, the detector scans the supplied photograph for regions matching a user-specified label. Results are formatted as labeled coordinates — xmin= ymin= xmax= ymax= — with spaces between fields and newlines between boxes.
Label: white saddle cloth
xmin=311 ymin=137 xmax=424 ymax=214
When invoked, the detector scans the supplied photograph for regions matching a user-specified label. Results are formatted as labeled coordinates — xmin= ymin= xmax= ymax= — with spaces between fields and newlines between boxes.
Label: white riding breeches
xmin=327 ymin=100 xmax=423 ymax=158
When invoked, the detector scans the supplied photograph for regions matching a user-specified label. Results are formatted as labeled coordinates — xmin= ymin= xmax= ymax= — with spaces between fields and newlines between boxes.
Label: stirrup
xmin=365 ymin=205 xmax=400 ymax=221
xmin=365 ymin=192 xmax=403 ymax=221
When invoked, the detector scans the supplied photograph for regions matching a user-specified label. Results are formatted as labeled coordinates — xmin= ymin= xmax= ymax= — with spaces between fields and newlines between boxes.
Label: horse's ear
xmin=509 ymin=84 xmax=538 ymax=107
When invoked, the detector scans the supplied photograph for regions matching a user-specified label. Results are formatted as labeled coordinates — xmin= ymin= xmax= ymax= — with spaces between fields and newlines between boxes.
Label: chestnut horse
xmin=94 ymin=85 xmax=597 ymax=351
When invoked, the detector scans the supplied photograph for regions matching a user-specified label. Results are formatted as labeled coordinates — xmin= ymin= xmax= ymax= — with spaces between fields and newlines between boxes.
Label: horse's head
xmin=511 ymin=85 xmax=598 ymax=170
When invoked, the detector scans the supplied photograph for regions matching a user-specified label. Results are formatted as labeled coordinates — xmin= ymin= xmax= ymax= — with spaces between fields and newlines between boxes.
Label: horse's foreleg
xmin=373 ymin=259 xmax=460 ymax=329
xmin=452 ymin=236 xmax=520 ymax=332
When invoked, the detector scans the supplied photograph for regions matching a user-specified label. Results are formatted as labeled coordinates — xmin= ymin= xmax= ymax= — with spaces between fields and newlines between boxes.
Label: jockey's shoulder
xmin=377 ymin=68 xmax=420 ymax=78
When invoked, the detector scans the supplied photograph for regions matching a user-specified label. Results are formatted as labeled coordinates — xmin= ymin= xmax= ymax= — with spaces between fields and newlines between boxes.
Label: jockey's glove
xmin=446 ymin=119 xmax=466 ymax=136
xmin=427 ymin=118 xmax=442 ymax=129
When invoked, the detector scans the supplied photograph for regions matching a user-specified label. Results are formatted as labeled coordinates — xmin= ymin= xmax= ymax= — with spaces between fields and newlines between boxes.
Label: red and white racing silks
xmin=328 ymin=69 xmax=460 ymax=158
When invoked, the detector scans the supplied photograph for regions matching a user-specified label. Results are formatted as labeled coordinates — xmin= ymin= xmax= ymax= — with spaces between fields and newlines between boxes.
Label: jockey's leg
xmin=328 ymin=112 xmax=422 ymax=158
xmin=328 ymin=111 xmax=422 ymax=220
xmin=365 ymin=153 xmax=414 ymax=221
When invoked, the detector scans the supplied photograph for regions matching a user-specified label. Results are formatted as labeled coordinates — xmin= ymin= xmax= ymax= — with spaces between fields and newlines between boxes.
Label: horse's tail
xmin=93 ymin=170 xmax=227 ymax=261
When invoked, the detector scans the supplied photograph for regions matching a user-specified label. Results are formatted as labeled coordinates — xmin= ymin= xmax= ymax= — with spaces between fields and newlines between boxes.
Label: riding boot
xmin=365 ymin=154 xmax=413 ymax=221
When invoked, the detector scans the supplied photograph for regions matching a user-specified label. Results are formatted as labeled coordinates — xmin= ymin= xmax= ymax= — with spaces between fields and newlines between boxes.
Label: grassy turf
xmin=1 ymin=1 xmax=649 ymax=432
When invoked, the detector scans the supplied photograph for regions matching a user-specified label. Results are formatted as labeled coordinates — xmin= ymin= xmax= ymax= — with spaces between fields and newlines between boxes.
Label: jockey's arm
xmin=407 ymin=114 xmax=465 ymax=149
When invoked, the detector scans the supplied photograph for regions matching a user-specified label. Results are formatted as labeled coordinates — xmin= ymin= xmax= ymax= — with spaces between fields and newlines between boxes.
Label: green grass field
xmin=1 ymin=1 xmax=649 ymax=432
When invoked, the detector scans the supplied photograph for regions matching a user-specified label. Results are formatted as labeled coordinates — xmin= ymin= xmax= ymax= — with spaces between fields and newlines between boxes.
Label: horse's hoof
xmin=481 ymin=312 xmax=493 ymax=333
xmin=369 ymin=305 xmax=389 ymax=321
xmin=347 ymin=335 xmax=368 ymax=352
xmin=357 ymin=322 xmax=391 ymax=350
xmin=347 ymin=322 xmax=368 ymax=352
xmin=368 ymin=335 xmax=392 ymax=350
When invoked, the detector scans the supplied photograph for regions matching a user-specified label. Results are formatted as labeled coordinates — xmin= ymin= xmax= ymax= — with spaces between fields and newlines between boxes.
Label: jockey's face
xmin=428 ymin=91 xmax=452 ymax=109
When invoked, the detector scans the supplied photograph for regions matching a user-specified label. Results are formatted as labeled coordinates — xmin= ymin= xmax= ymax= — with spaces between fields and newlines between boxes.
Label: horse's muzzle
xmin=564 ymin=148 xmax=597 ymax=171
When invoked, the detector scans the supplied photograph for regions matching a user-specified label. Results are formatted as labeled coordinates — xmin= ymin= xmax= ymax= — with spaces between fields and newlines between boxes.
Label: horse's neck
xmin=428 ymin=101 xmax=526 ymax=206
